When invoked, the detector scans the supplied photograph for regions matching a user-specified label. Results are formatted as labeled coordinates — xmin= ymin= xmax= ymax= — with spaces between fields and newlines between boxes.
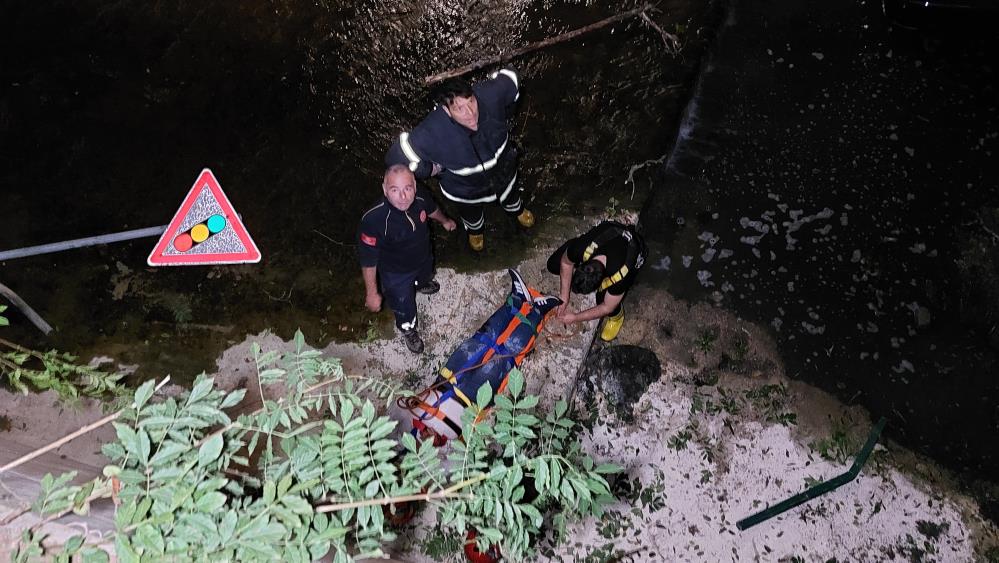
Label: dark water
xmin=1 ymin=0 xmax=712 ymax=381
xmin=642 ymin=0 xmax=999 ymax=512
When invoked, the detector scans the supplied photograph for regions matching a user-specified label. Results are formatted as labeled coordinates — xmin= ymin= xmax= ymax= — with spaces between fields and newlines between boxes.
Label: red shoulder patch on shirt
xmin=420 ymin=210 xmax=427 ymax=223
xmin=360 ymin=233 xmax=377 ymax=247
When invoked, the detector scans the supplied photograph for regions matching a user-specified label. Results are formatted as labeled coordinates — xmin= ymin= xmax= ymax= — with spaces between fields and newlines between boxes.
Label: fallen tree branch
xmin=193 ymin=375 xmax=344 ymax=448
xmin=624 ymin=153 xmax=668 ymax=199
xmin=149 ymin=320 xmax=234 ymax=334
xmin=0 ymin=336 xmax=42 ymax=358
xmin=425 ymin=4 xmax=656 ymax=84
xmin=640 ymin=11 xmax=681 ymax=53
xmin=977 ymin=218 xmax=999 ymax=244
xmin=0 ymin=504 xmax=31 ymax=526
xmin=0 ymin=376 xmax=171 ymax=475
xmin=0 ymin=282 xmax=53 ymax=335
xmin=312 ymin=229 xmax=349 ymax=247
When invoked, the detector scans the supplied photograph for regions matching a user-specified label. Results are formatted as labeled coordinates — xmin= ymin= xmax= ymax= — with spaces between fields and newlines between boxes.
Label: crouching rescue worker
xmin=546 ymin=221 xmax=647 ymax=342
xmin=385 ymin=69 xmax=534 ymax=253
xmin=358 ymin=164 xmax=457 ymax=354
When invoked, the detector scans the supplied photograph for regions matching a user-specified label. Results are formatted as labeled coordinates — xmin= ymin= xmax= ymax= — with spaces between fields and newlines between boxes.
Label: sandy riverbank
xmin=2 ymin=217 xmax=997 ymax=560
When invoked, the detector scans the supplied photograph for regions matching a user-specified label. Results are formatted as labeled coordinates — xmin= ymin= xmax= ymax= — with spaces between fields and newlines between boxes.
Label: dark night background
xmin=2 ymin=0 xmax=998 ymax=527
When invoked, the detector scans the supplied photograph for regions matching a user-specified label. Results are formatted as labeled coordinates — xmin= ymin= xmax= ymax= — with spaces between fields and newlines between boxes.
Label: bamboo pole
xmin=424 ymin=4 xmax=654 ymax=85
xmin=316 ymin=490 xmax=468 ymax=513
xmin=0 ymin=282 xmax=53 ymax=335
xmin=0 ymin=376 xmax=171 ymax=475
xmin=316 ymin=473 xmax=485 ymax=513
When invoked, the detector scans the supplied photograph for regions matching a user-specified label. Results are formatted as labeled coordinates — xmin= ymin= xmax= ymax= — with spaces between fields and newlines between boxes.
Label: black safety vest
xmin=579 ymin=222 xmax=646 ymax=292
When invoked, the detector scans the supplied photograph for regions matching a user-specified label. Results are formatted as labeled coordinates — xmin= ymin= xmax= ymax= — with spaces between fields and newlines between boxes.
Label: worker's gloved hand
xmin=431 ymin=162 xmax=443 ymax=176
xmin=365 ymin=292 xmax=383 ymax=312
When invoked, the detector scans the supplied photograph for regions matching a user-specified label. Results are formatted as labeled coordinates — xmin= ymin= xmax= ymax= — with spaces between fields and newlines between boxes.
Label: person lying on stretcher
xmin=400 ymin=269 xmax=562 ymax=443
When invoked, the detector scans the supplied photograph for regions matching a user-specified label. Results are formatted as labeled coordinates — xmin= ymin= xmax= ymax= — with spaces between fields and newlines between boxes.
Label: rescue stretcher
xmin=399 ymin=269 xmax=561 ymax=444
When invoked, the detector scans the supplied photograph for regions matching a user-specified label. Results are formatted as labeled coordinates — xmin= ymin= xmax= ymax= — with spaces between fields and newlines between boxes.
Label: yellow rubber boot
xmin=468 ymin=234 xmax=484 ymax=252
xmin=516 ymin=209 xmax=535 ymax=228
xmin=600 ymin=310 xmax=625 ymax=342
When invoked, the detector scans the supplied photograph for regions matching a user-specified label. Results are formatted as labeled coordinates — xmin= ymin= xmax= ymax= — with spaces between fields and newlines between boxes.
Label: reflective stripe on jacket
xmin=386 ymin=69 xmax=520 ymax=202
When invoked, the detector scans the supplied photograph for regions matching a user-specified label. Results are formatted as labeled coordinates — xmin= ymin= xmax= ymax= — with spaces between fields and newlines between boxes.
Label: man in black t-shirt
xmin=358 ymin=165 xmax=456 ymax=354
xmin=546 ymin=221 xmax=646 ymax=342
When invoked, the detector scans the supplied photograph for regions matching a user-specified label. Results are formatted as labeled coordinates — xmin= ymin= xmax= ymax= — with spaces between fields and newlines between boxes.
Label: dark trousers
xmin=455 ymin=195 xmax=524 ymax=234
xmin=450 ymin=164 xmax=524 ymax=234
xmin=381 ymin=259 xmax=434 ymax=331
xmin=545 ymin=243 xmax=623 ymax=317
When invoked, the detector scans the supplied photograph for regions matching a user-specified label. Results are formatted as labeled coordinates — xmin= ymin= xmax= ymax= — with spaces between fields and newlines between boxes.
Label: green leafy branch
xmin=12 ymin=331 xmax=618 ymax=562
xmin=0 ymin=334 xmax=129 ymax=406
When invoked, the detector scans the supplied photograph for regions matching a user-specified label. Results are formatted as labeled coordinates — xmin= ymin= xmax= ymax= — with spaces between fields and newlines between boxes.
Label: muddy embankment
xmin=5 ymin=213 xmax=999 ymax=560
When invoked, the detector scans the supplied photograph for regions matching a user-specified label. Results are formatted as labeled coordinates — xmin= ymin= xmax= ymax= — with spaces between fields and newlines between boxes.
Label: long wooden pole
xmin=0 ymin=376 xmax=171 ymax=475
xmin=316 ymin=472 xmax=486 ymax=513
xmin=424 ymin=4 xmax=652 ymax=85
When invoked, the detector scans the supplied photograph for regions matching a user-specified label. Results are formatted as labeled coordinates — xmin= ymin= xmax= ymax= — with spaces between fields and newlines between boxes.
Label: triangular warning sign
xmin=147 ymin=168 xmax=261 ymax=266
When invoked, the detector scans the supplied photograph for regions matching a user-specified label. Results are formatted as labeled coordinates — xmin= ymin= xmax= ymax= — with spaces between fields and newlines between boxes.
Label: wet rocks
xmin=577 ymin=345 xmax=662 ymax=423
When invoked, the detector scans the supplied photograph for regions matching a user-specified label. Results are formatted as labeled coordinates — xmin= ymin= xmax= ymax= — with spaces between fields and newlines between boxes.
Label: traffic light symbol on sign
xmin=172 ymin=214 xmax=228 ymax=252
xmin=147 ymin=168 xmax=260 ymax=266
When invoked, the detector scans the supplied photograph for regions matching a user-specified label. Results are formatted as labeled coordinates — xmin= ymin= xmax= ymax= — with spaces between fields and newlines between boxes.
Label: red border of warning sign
xmin=147 ymin=168 xmax=261 ymax=266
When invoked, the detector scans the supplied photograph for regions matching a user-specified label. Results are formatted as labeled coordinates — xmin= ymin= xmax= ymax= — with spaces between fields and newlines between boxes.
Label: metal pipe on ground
xmin=736 ymin=417 xmax=888 ymax=531
xmin=0 ymin=282 xmax=53 ymax=335
xmin=0 ymin=225 xmax=172 ymax=334
xmin=0 ymin=225 xmax=168 ymax=262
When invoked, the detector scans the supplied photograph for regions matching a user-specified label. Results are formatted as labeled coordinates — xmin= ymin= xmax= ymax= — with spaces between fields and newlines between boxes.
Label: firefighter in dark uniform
xmin=385 ymin=69 xmax=534 ymax=253
xmin=359 ymin=164 xmax=457 ymax=354
xmin=546 ymin=221 xmax=647 ymax=342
